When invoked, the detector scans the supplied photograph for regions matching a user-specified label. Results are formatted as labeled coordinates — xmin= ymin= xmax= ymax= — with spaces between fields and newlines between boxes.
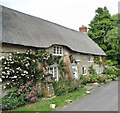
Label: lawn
xmin=9 ymin=88 xmax=86 ymax=112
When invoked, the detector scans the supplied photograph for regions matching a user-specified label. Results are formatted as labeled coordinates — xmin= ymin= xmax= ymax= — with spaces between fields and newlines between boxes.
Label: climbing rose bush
xmin=2 ymin=50 xmax=40 ymax=89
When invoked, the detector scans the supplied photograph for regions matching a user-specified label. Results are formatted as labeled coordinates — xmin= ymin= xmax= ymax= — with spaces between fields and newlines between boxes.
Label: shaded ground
xmin=57 ymin=81 xmax=118 ymax=111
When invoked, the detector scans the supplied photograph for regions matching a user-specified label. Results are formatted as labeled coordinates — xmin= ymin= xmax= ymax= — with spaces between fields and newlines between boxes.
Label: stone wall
xmin=2 ymin=43 xmax=37 ymax=56
xmin=2 ymin=43 xmax=104 ymax=79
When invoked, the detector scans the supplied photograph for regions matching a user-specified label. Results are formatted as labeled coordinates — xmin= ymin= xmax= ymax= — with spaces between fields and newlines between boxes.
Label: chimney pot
xmin=79 ymin=25 xmax=87 ymax=32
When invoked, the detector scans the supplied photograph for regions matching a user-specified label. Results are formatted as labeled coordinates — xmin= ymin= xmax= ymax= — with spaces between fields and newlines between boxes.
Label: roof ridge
xmin=2 ymin=5 xmax=80 ymax=33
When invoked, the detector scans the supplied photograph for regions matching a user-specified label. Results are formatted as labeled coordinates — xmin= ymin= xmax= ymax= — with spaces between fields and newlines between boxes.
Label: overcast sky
xmin=1 ymin=0 xmax=119 ymax=31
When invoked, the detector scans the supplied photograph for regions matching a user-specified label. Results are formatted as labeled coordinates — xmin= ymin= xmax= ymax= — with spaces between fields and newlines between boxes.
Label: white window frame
xmin=52 ymin=46 xmax=63 ymax=56
xmin=88 ymin=55 xmax=93 ymax=62
xmin=82 ymin=65 xmax=87 ymax=75
xmin=48 ymin=65 xmax=58 ymax=81
xmin=76 ymin=53 xmax=81 ymax=62
xmin=95 ymin=64 xmax=99 ymax=74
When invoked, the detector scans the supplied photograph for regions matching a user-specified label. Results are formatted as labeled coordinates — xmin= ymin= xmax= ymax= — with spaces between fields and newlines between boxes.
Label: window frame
xmin=82 ymin=65 xmax=87 ymax=75
xmin=88 ymin=55 xmax=93 ymax=62
xmin=48 ymin=65 xmax=59 ymax=81
xmin=52 ymin=46 xmax=63 ymax=56
xmin=76 ymin=53 xmax=81 ymax=62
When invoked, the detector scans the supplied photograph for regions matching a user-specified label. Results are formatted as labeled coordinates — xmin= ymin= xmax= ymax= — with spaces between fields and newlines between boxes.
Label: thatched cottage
xmin=1 ymin=5 xmax=106 ymax=81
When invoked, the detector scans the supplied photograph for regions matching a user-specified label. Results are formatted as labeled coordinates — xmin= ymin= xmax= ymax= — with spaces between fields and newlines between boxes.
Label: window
xmin=82 ymin=66 xmax=87 ymax=75
xmin=95 ymin=65 xmax=99 ymax=74
xmin=48 ymin=66 xmax=58 ymax=81
xmin=53 ymin=46 xmax=63 ymax=56
xmin=88 ymin=55 xmax=93 ymax=62
xmin=76 ymin=53 xmax=81 ymax=62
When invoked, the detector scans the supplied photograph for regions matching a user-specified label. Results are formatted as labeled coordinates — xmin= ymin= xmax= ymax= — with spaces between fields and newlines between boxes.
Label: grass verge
xmin=10 ymin=88 xmax=86 ymax=112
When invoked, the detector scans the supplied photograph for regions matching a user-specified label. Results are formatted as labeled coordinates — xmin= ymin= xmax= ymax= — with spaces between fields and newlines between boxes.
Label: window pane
xmin=60 ymin=47 xmax=62 ymax=54
xmin=82 ymin=66 xmax=86 ymax=75
xmin=82 ymin=67 xmax=84 ymax=74
xmin=53 ymin=47 xmax=56 ymax=54
xmin=53 ymin=46 xmax=63 ymax=55
xmin=77 ymin=53 xmax=80 ymax=60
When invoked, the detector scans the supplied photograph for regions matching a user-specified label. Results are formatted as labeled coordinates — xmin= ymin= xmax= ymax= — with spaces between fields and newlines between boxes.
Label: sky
xmin=1 ymin=0 xmax=120 ymax=31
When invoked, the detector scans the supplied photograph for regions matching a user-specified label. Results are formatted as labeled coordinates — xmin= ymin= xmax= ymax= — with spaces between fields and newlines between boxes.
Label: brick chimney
xmin=79 ymin=25 xmax=87 ymax=32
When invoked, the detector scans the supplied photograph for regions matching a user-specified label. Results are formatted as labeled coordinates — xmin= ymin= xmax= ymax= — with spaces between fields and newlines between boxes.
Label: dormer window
xmin=53 ymin=46 xmax=63 ymax=56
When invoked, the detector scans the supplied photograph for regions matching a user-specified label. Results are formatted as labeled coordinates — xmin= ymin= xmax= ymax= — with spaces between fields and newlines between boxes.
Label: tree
xmin=105 ymin=14 xmax=120 ymax=65
xmin=88 ymin=7 xmax=113 ymax=51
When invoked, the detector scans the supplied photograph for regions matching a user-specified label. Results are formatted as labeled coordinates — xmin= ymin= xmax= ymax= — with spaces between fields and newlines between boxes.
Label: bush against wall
xmin=1 ymin=50 xmax=67 ymax=110
xmin=2 ymin=50 xmax=40 ymax=89
xmin=53 ymin=79 xmax=80 ymax=96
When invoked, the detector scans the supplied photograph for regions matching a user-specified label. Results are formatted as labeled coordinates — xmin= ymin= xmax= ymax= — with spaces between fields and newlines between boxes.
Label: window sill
xmin=88 ymin=61 xmax=93 ymax=63
xmin=76 ymin=60 xmax=81 ymax=62
xmin=52 ymin=54 xmax=63 ymax=56
xmin=83 ymin=74 xmax=87 ymax=76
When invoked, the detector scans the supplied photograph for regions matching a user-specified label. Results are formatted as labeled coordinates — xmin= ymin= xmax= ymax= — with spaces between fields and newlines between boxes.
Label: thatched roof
xmin=1 ymin=5 xmax=105 ymax=55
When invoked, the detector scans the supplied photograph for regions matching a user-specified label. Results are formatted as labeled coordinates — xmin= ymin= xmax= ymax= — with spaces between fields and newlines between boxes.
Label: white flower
xmin=6 ymin=83 xmax=10 ymax=85
xmin=24 ymin=71 xmax=28 ymax=74
xmin=5 ymin=67 xmax=9 ymax=69
xmin=33 ymin=60 xmax=35 ymax=62
xmin=16 ymin=67 xmax=21 ymax=70
xmin=0 ymin=56 xmax=5 ymax=60
xmin=2 ymin=76 xmax=5 ymax=78
xmin=21 ymin=74 xmax=25 ymax=76
xmin=11 ymin=69 xmax=15 ymax=73
xmin=3 ymin=85 xmax=6 ymax=89
xmin=0 ymin=78 xmax=2 ymax=82
xmin=12 ymin=76 xmax=17 ymax=78
xmin=4 ymin=62 xmax=7 ymax=64
xmin=25 ymin=63 xmax=29 ymax=67
xmin=7 ymin=70 xmax=10 ymax=75
xmin=2 ymin=72 xmax=6 ymax=74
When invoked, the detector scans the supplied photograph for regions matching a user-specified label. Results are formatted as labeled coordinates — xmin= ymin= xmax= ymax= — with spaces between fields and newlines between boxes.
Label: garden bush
xmin=53 ymin=79 xmax=80 ymax=96
xmin=103 ymin=66 xmax=119 ymax=76
xmin=2 ymin=81 xmax=43 ymax=110
xmin=2 ymin=90 xmax=26 ymax=110
xmin=2 ymin=50 xmax=40 ymax=89
xmin=1 ymin=50 xmax=67 ymax=110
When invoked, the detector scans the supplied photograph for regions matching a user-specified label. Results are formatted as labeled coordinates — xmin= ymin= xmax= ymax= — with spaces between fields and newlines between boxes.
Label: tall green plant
xmin=88 ymin=7 xmax=113 ymax=51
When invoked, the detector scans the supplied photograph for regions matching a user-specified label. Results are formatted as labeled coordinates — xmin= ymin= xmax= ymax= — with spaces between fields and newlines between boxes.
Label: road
xmin=56 ymin=81 xmax=118 ymax=111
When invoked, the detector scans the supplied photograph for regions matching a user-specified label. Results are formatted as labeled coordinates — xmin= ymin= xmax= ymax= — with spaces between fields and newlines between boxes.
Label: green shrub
xmin=2 ymin=90 xmax=26 ymax=110
xmin=98 ymin=75 xmax=106 ymax=83
xmin=53 ymin=79 xmax=80 ymax=96
xmin=81 ymin=75 xmax=107 ymax=84
xmin=88 ymin=65 xmax=97 ymax=76
xmin=81 ymin=76 xmax=91 ymax=85
xmin=103 ymin=66 xmax=119 ymax=76
xmin=2 ymin=81 xmax=43 ymax=110
xmin=90 ymin=75 xmax=99 ymax=83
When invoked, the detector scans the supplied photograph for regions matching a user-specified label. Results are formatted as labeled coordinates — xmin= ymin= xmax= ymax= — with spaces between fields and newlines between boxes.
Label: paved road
xmin=57 ymin=81 xmax=118 ymax=111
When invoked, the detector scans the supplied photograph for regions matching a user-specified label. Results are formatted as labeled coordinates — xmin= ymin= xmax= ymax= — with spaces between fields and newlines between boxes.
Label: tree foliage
xmin=88 ymin=7 xmax=113 ymax=51
xmin=88 ymin=7 xmax=120 ymax=66
xmin=105 ymin=14 xmax=120 ymax=65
